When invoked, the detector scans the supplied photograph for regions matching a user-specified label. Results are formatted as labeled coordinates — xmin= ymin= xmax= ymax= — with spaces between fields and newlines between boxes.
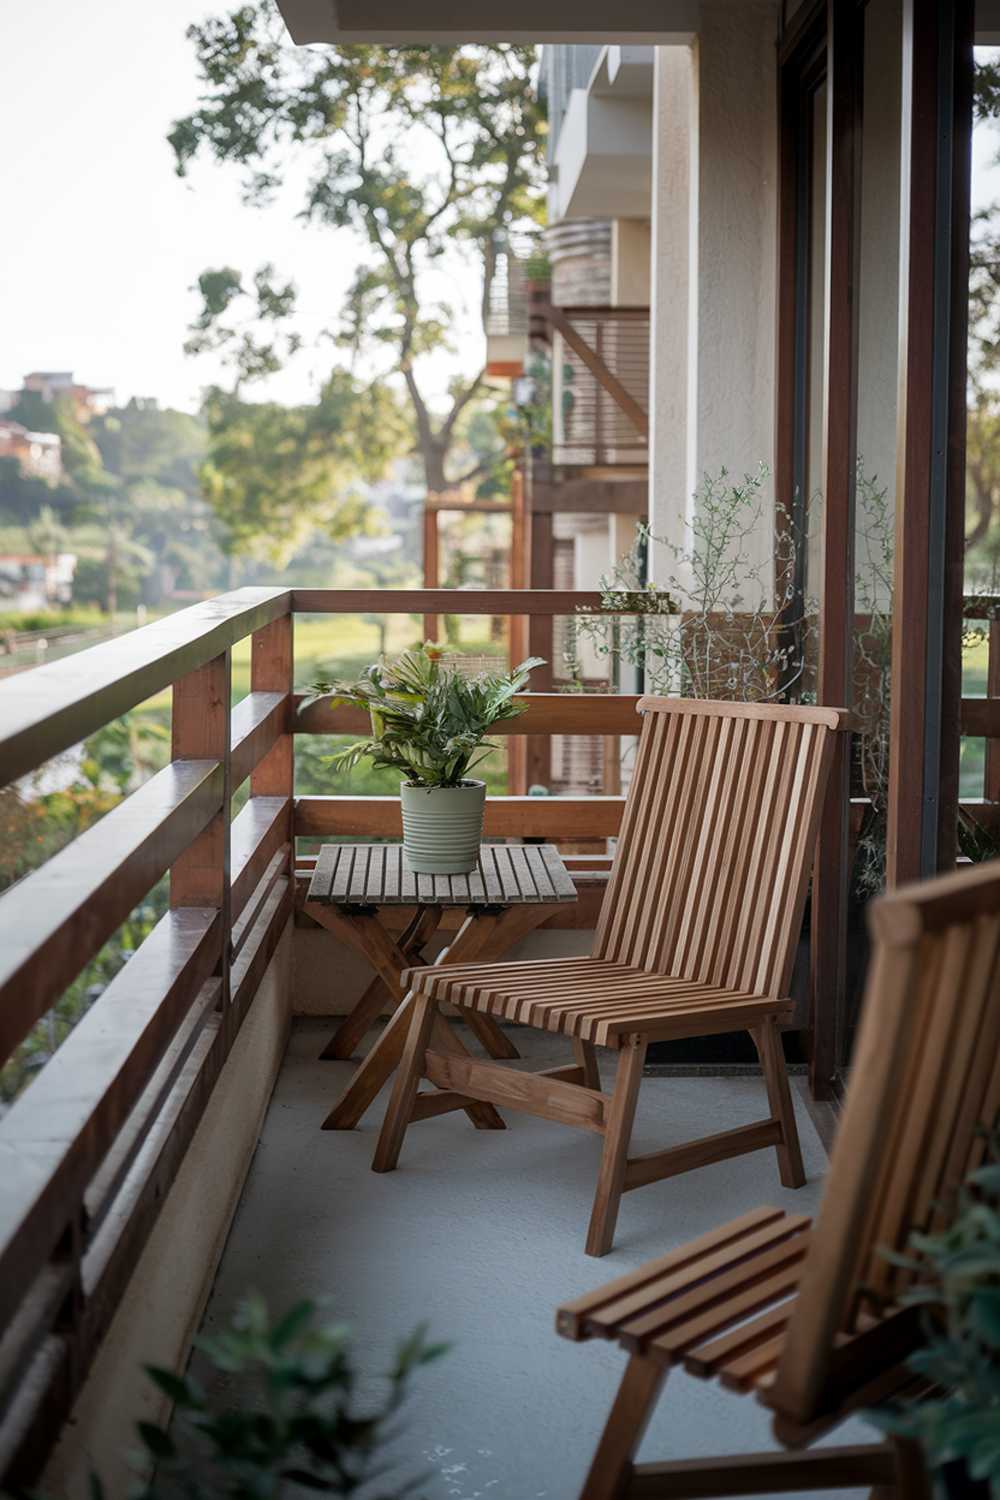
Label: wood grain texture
xmin=295 ymin=795 xmax=625 ymax=840
xmin=0 ymin=760 xmax=223 ymax=1063
xmin=558 ymin=857 xmax=1000 ymax=1498
xmin=377 ymin=696 xmax=839 ymax=1254
xmin=308 ymin=843 xmax=576 ymax=907
xmin=0 ymin=908 xmax=222 ymax=1329
xmin=0 ymin=587 xmax=290 ymax=789
xmin=295 ymin=692 xmax=641 ymax=737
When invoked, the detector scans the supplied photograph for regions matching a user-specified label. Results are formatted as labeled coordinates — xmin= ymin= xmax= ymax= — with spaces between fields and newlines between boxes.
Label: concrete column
xmin=649 ymin=1 xmax=779 ymax=595
xmin=649 ymin=43 xmax=697 ymax=577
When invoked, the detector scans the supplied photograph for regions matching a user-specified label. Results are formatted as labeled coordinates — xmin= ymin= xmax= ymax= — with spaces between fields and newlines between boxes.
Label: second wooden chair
xmin=373 ymin=697 xmax=849 ymax=1255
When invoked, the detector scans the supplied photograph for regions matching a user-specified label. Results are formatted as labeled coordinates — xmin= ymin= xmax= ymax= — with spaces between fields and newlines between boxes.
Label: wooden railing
xmin=0 ymin=585 xmax=646 ymax=1484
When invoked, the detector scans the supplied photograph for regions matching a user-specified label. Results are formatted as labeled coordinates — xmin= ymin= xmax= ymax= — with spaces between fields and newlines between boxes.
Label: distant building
xmin=0 ymin=419 xmax=62 ymax=482
xmin=0 ymin=552 xmax=76 ymax=612
xmin=22 ymin=370 xmax=114 ymax=421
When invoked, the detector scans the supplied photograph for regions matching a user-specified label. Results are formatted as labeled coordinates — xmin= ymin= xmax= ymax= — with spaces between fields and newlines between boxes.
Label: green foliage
xmin=869 ymin=1123 xmax=1000 ymax=1495
xmin=198 ymin=374 xmax=407 ymax=563
xmin=8 ymin=393 xmax=105 ymax=490
xmin=14 ymin=1297 xmax=445 ymax=1499
xmin=304 ymin=643 xmax=543 ymax=788
xmin=170 ymin=10 xmax=546 ymax=497
xmin=0 ymin=606 xmax=107 ymax=633
xmin=129 ymin=1296 xmax=446 ymax=1500
xmin=0 ymin=457 xmax=78 ymax=526
xmin=575 ymin=466 xmax=798 ymax=702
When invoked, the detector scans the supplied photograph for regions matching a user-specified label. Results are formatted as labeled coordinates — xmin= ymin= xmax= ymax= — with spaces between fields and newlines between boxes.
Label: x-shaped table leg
xmin=306 ymin=901 xmax=561 ymax=1131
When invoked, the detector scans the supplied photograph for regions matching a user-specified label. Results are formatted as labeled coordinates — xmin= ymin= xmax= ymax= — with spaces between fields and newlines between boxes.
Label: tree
xmin=169 ymin=10 xmax=545 ymax=503
xmin=199 ymin=372 xmax=407 ymax=563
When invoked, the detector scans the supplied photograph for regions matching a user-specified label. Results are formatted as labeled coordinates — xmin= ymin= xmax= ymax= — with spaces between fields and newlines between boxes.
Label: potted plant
xmin=869 ymin=1121 xmax=1000 ymax=1499
xmin=304 ymin=644 xmax=544 ymax=874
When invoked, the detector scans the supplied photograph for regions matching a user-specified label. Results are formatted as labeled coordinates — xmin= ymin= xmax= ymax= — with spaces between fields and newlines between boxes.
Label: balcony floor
xmin=192 ymin=1020 xmax=871 ymax=1499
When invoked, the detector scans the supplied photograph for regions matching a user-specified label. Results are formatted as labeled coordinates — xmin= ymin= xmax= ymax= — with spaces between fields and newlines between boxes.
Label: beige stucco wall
xmin=43 ymin=922 xmax=294 ymax=1500
xmin=649 ymin=3 xmax=779 ymax=595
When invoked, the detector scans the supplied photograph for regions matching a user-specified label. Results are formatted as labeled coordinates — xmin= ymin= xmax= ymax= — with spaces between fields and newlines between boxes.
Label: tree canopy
xmin=199 ymin=372 xmax=408 ymax=562
xmin=170 ymin=10 xmax=546 ymax=503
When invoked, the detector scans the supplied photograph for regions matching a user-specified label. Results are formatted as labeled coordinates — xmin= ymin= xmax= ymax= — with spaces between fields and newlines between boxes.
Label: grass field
xmin=961 ymin=633 xmax=989 ymax=799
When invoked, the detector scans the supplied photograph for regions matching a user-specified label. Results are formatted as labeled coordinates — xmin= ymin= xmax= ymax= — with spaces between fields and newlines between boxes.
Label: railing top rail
xmin=0 ymin=587 xmax=291 ymax=790
xmin=962 ymin=594 xmax=1000 ymax=618
xmin=292 ymin=588 xmax=619 ymax=615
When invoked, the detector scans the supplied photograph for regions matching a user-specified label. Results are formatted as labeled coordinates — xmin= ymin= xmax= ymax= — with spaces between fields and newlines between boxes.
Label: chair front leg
xmin=372 ymin=991 xmax=437 ymax=1173
xmin=586 ymin=1034 xmax=646 ymax=1257
xmin=579 ymin=1354 xmax=666 ymax=1500
xmin=752 ymin=1017 xmax=806 ymax=1189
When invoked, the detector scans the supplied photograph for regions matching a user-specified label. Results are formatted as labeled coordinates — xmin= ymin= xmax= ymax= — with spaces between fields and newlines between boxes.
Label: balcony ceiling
xmin=275 ymin=0 xmax=698 ymax=44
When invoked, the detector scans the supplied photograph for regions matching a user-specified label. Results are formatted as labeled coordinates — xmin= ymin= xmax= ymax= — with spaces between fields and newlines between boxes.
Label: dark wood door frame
xmin=886 ymin=0 xmax=973 ymax=886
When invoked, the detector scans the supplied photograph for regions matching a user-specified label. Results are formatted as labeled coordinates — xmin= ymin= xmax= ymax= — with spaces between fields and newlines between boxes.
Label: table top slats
xmin=540 ymin=843 xmax=578 ymax=900
xmin=531 ymin=849 xmax=558 ymax=901
xmin=330 ymin=846 xmax=355 ymax=904
xmin=465 ymin=863 xmax=487 ymax=904
xmin=348 ymin=846 xmax=371 ymax=903
xmin=480 ymin=848 xmax=505 ymax=904
xmin=368 ymin=844 xmax=385 ymax=904
xmin=507 ymin=844 xmax=538 ymax=901
xmin=307 ymin=844 xmax=579 ymax=909
xmin=312 ymin=845 xmax=338 ymax=901
xmin=399 ymin=847 xmax=416 ymax=902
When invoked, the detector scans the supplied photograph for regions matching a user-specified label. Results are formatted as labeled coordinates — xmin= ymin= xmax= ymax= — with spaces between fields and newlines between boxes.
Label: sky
xmin=0 ymin=0 xmax=486 ymax=414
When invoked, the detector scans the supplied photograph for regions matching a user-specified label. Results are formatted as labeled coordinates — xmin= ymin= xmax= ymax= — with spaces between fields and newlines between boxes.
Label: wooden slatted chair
xmin=373 ymin=698 xmax=849 ymax=1256
xmin=553 ymin=857 xmax=1000 ymax=1498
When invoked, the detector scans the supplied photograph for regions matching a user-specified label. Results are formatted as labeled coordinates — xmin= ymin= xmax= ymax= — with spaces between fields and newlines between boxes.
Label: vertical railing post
xmin=984 ymin=616 xmax=1000 ymax=803
xmin=527 ymin=508 xmax=555 ymax=790
xmin=423 ymin=504 xmax=440 ymax=643
xmin=250 ymin=610 xmax=295 ymax=873
xmin=171 ymin=651 xmax=232 ymax=1007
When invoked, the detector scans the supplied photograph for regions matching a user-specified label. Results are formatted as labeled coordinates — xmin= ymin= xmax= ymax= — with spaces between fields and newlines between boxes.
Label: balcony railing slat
xmin=0 ymin=760 xmax=224 ymax=1063
xmin=0 ymin=907 xmax=222 ymax=1328
xmin=230 ymin=797 xmax=292 ymax=920
xmin=294 ymin=691 xmax=641 ymax=737
xmin=295 ymin=794 xmax=626 ymax=840
xmin=230 ymin=690 xmax=288 ymax=787
xmin=0 ymin=588 xmax=290 ymax=790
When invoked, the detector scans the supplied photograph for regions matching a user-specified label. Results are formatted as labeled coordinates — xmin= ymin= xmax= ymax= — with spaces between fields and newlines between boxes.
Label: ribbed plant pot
xmin=400 ymin=780 xmax=486 ymax=875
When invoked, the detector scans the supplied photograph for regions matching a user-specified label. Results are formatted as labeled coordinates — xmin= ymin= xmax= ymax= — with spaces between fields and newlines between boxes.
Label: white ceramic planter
xmin=400 ymin=779 xmax=486 ymax=874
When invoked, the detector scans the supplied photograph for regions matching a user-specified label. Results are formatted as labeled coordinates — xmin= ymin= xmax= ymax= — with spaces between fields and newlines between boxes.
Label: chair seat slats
xmin=409 ymin=957 xmax=789 ymax=1047
xmin=555 ymin=1205 xmax=789 ymax=1340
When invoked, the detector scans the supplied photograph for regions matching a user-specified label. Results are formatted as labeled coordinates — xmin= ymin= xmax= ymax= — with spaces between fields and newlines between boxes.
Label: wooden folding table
xmin=304 ymin=842 xmax=578 ymax=1130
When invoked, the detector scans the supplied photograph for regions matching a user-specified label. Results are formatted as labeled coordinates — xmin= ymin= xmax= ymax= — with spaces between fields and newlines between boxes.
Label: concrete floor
xmin=192 ymin=1021 xmax=874 ymax=1500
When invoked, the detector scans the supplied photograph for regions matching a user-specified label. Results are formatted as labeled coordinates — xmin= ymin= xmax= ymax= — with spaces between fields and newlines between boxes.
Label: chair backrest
xmin=593 ymin=697 xmax=846 ymax=996
xmin=770 ymin=859 xmax=1000 ymax=1426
